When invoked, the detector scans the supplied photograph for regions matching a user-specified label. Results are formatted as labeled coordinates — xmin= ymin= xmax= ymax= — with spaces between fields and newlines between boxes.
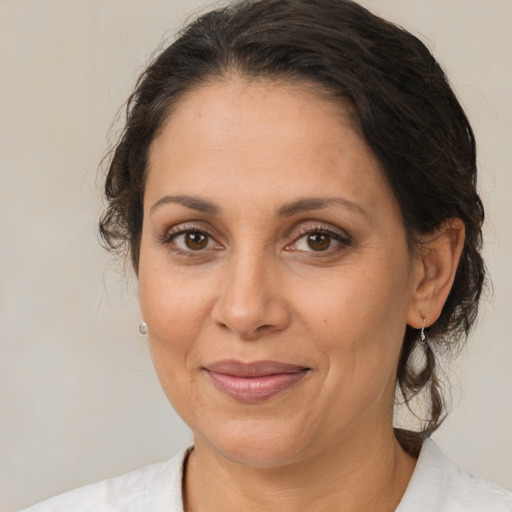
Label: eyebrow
xmin=150 ymin=194 xmax=366 ymax=217
xmin=277 ymin=197 xmax=366 ymax=217
xmin=150 ymin=195 xmax=220 ymax=215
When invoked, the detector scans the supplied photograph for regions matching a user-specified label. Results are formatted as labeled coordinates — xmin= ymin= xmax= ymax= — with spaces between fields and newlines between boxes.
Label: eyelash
xmin=159 ymin=222 xmax=352 ymax=257
xmin=159 ymin=224 xmax=220 ymax=257
xmin=287 ymin=224 xmax=352 ymax=255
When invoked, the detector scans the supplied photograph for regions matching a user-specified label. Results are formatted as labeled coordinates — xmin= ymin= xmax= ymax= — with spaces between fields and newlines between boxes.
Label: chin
xmin=195 ymin=418 xmax=313 ymax=469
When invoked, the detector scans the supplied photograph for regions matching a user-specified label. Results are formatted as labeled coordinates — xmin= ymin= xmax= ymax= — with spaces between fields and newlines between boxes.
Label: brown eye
xmin=290 ymin=228 xmax=346 ymax=254
xmin=185 ymin=231 xmax=209 ymax=250
xmin=307 ymin=233 xmax=332 ymax=251
xmin=169 ymin=229 xmax=216 ymax=252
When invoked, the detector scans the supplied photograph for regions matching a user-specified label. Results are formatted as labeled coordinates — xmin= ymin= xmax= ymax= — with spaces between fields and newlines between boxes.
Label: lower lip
xmin=205 ymin=370 xmax=309 ymax=403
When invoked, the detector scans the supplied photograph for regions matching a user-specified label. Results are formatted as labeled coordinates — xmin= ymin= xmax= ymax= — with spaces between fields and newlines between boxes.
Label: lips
xmin=203 ymin=360 xmax=310 ymax=403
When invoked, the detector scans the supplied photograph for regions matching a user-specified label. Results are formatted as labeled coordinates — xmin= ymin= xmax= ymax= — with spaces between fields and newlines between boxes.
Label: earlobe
xmin=407 ymin=218 xmax=465 ymax=329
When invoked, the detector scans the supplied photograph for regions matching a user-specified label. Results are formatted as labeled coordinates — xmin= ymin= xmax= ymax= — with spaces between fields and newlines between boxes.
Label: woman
xmin=23 ymin=0 xmax=512 ymax=510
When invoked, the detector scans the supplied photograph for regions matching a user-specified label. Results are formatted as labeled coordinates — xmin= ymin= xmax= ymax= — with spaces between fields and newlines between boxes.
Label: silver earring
xmin=420 ymin=317 xmax=426 ymax=343
xmin=139 ymin=321 xmax=148 ymax=335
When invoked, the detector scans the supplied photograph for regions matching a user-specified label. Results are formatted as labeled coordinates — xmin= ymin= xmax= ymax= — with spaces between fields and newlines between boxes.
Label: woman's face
xmin=138 ymin=78 xmax=423 ymax=467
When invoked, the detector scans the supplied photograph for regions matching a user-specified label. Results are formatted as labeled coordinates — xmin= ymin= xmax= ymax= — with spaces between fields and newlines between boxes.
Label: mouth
xmin=203 ymin=360 xmax=310 ymax=403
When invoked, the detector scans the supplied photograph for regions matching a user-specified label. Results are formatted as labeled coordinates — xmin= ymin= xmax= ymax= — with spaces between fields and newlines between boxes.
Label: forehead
xmin=146 ymin=77 xmax=397 ymax=221
xmin=150 ymin=76 xmax=360 ymax=160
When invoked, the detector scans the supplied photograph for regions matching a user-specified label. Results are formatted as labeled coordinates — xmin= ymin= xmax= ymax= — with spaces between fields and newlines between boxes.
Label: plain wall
xmin=1 ymin=1 xmax=510 ymax=510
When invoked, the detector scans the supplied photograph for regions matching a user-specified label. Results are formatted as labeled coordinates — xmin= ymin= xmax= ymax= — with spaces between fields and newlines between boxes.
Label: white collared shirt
xmin=22 ymin=439 xmax=512 ymax=511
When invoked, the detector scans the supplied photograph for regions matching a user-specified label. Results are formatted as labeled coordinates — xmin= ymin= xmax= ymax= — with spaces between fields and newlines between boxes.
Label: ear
xmin=407 ymin=218 xmax=465 ymax=329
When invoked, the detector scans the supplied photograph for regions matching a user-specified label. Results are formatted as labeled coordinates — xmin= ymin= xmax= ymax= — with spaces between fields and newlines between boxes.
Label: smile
xmin=204 ymin=360 xmax=310 ymax=403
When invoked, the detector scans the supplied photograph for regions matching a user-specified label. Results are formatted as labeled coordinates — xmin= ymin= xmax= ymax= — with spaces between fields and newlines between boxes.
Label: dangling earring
xmin=420 ymin=317 xmax=426 ymax=343
xmin=139 ymin=321 xmax=148 ymax=335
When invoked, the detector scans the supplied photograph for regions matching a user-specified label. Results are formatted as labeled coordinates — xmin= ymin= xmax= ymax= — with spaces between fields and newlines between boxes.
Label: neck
xmin=184 ymin=427 xmax=417 ymax=512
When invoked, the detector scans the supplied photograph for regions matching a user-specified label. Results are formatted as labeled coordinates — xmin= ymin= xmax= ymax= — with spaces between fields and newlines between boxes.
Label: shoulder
xmin=21 ymin=448 xmax=190 ymax=512
xmin=397 ymin=438 xmax=512 ymax=512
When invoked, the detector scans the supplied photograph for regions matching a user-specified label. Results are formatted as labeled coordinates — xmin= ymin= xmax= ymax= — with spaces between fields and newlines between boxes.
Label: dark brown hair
xmin=99 ymin=0 xmax=485 ymax=452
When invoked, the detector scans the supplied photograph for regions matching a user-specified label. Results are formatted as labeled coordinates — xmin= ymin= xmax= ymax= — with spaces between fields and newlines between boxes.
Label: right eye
xmin=168 ymin=229 xmax=217 ymax=251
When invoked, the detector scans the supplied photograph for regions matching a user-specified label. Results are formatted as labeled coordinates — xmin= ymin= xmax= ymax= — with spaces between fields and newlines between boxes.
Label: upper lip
xmin=204 ymin=360 xmax=309 ymax=377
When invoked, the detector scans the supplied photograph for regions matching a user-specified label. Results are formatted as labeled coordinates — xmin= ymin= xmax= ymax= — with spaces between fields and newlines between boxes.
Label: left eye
xmin=294 ymin=232 xmax=341 ymax=252
xmin=171 ymin=230 xmax=216 ymax=251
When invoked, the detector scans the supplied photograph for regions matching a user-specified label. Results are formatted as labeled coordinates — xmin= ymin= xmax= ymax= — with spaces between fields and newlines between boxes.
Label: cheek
xmin=139 ymin=271 xmax=215 ymax=421
xmin=294 ymin=259 xmax=412 ymax=383
xmin=298 ymin=268 xmax=409 ymax=343
xmin=138 ymin=257 xmax=216 ymax=374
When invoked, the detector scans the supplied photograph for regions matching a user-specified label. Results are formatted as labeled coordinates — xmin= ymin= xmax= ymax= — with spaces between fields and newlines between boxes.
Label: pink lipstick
xmin=204 ymin=360 xmax=309 ymax=402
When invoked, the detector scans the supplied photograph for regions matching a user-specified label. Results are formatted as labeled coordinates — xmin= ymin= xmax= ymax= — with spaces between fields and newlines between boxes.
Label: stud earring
xmin=139 ymin=321 xmax=148 ymax=335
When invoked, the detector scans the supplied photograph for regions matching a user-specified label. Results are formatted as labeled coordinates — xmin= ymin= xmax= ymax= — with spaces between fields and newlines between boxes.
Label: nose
xmin=211 ymin=251 xmax=291 ymax=340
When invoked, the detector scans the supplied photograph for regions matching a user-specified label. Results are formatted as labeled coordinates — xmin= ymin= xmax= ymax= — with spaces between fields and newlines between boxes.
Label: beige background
xmin=0 ymin=1 xmax=510 ymax=510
